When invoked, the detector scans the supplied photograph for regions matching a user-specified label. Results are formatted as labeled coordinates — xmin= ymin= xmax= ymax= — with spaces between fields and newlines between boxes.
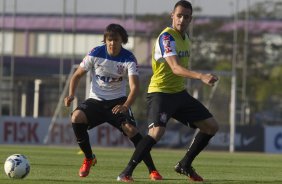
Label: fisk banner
xmin=0 ymin=116 xmax=131 ymax=147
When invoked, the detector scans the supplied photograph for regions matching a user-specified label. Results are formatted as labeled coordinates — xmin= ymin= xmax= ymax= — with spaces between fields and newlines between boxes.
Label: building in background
xmin=0 ymin=14 xmax=155 ymax=116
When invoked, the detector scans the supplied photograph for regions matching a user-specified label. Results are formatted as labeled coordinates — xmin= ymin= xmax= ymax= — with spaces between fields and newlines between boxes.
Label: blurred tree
xmin=239 ymin=1 xmax=282 ymax=19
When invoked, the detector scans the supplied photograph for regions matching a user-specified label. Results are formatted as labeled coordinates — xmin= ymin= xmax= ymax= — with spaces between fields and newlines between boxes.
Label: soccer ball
xmin=4 ymin=154 xmax=30 ymax=179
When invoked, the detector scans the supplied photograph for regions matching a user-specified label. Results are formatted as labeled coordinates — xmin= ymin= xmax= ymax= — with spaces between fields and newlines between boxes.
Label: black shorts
xmin=73 ymin=97 xmax=137 ymax=134
xmin=146 ymin=90 xmax=212 ymax=128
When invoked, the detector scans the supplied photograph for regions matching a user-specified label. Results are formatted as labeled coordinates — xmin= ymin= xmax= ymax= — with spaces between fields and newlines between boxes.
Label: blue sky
xmin=1 ymin=0 xmax=276 ymax=16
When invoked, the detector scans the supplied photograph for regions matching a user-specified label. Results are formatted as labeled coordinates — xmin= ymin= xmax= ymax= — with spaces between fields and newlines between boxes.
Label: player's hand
xmin=64 ymin=96 xmax=74 ymax=107
xmin=112 ymin=104 xmax=128 ymax=114
xmin=200 ymin=74 xmax=218 ymax=86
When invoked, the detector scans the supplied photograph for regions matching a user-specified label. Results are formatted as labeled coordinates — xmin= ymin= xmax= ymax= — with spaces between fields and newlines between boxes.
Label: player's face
xmin=105 ymin=34 xmax=123 ymax=56
xmin=171 ymin=5 xmax=192 ymax=35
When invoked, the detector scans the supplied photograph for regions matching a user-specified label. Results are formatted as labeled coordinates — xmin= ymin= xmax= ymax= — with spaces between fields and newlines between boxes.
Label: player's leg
xmin=71 ymin=110 xmax=92 ymax=159
xmin=112 ymin=101 xmax=162 ymax=181
xmin=172 ymin=92 xmax=218 ymax=181
xmin=117 ymin=126 xmax=165 ymax=182
xmin=118 ymin=93 xmax=170 ymax=182
xmin=180 ymin=117 xmax=218 ymax=166
xmin=71 ymin=99 xmax=102 ymax=177
xmin=175 ymin=118 xmax=218 ymax=181
xmin=71 ymin=110 xmax=97 ymax=177
xmin=121 ymin=123 xmax=163 ymax=180
xmin=122 ymin=123 xmax=156 ymax=172
xmin=174 ymin=92 xmax=219 ymax=181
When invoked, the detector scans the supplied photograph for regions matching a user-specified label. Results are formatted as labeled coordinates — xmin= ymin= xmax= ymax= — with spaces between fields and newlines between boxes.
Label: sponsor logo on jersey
xmin=96 ymin=75 xmax=122 ymax=83
xmin=162 ymin=35 xmax=172 ymax=54
xmin=178 ymin=50 xmax=190 ymax=58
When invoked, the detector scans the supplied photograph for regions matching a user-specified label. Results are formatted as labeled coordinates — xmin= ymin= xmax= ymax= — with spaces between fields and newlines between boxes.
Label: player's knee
xmin=198 ymin=118 xmax=219 ymax=135
xmin=148 ymin=126 xmax=165 ymax=142
xmin=122 ymin=123 xmax=138 ymax=138
xmin=210 ymin=122 xmax=219 ymax=135
xmin=206 ymin=119 xmax=219 ymax=135
xmin=71 ymin=110 xmax=87 ymax=124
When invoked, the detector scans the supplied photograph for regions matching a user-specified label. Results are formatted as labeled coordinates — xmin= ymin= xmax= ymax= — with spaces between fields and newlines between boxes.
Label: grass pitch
xmin=0 ymin=145 xmax=282 ymax=184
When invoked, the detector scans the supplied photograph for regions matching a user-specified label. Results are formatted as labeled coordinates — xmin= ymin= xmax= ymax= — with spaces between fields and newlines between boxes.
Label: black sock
xmin=180 ymin=132 xmax=214 ymax=168
xmin=124 ymin=135 xmax=157 ymax=175
xmin=72 ymin=123 xmax=93 ymax=159
xmin=130 ymin=133 xmax=157 ymax=173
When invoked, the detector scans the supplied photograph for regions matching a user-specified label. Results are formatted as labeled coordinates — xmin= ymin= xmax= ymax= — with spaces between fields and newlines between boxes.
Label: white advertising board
xmin=264 ymin=126 xmax=282 ymax=153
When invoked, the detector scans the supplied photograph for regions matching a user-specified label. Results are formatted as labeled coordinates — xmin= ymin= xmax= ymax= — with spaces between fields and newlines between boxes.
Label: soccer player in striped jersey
xmin=64 ymin=23 xmax=162 ymax=180
xmin=117 ymin=0 xmax=219 ymax=182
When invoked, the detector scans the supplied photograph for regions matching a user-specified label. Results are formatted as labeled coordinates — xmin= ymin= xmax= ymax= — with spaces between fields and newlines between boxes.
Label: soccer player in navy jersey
xmin=64 ymin=23 xmax=162 ymax=180
xmin=117 ymin=1 xmax=219 ymax=182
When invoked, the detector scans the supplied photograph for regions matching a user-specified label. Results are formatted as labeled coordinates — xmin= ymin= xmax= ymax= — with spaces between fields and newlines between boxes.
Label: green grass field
xmin=0 ymin=145 xmax=282 ymax=184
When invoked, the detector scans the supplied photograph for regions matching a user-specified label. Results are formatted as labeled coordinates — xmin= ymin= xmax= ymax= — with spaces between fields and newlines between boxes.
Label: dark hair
xmin=103 ymin=24 xmax=128 ymax=44
xmin=174 ymin=0 xmax=193 ymax=14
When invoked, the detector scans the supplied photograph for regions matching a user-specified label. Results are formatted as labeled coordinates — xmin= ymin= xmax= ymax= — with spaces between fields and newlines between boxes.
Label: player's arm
xmin=64 ymin=66 xmax=87 ymax=107
xmin=124 ymin=74 xmax=139 ymax=108
xmin=165 ymin=55 xmax=218 ymax=86
xmin=112 ymin=75 xmax=139 ymax=114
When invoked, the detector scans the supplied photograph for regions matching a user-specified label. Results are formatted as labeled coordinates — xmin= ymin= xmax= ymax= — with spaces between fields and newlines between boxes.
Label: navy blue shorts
xmin=146 ymin=90 xmax=212 ymax=128
xmin=74 ymin=97 xmax=137 ymax=134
